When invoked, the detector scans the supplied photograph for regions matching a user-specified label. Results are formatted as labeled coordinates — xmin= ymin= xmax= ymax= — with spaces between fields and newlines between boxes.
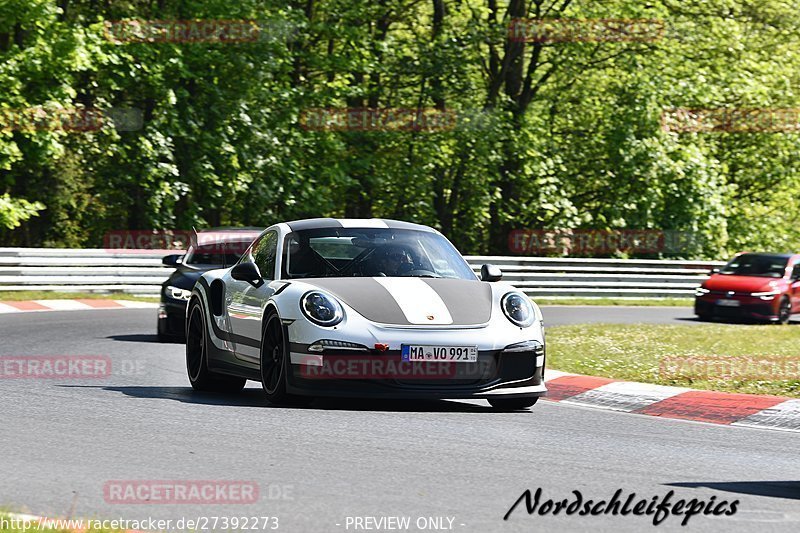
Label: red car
xmin=695 ymin=252 xmax=800 ymax=323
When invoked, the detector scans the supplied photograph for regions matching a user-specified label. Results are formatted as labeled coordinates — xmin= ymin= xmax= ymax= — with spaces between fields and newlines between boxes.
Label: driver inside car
xmin=375 ymin=245 xmax=414 ymax=276
xmin=285 ymin=236 xmax=326 ymax=277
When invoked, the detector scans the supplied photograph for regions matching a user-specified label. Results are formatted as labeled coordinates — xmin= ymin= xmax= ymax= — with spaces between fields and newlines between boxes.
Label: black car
xmin=158 ymin=228 xmax=262 ymax=341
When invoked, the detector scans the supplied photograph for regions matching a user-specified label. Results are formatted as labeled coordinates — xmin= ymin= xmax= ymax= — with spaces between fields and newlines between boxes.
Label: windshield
xmin=281 ymin=228 xmax=476 ymax=280
xmin=183 ymin=244 xmax=243 ymax=266
xmin=719 ymin=253 xmax=789 ymax=278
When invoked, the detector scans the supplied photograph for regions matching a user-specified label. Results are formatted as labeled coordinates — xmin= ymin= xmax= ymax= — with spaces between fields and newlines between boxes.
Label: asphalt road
xmin=0 ymin=308 xmax=798 ymax=533
xmin=542 ymin=305 xmax=704 ymax=326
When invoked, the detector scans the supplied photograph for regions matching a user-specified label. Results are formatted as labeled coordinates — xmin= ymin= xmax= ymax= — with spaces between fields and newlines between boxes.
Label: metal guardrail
xmin=0 ymin=248 xmax=175 ymax=296
xmin=0 ymin=248 xmax=721 ymax=298
xmin=466 ymin=256 xmax=722 ymax=298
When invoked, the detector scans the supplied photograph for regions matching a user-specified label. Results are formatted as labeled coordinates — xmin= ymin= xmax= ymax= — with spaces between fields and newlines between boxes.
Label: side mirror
xmin=710 ymin=267 xmax=720 ymax=274
xmin=162 ymin=254 xmax=182 ymax=267
xmin=481 ymin=264 xmax=503 ymax=282
xmin=231 ymin=261 xmax=263 ymax=285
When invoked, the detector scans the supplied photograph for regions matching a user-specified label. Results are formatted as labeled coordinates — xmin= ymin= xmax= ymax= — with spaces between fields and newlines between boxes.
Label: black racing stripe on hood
xmin=302 ymin=277 xmax=410 ymax=325
xmin=421 ymin=278 xmax=493 ymax=324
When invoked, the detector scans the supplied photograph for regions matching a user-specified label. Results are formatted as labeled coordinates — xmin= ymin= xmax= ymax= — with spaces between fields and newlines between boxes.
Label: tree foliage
xmin=1 ymin=0 xmax=799 ymax=257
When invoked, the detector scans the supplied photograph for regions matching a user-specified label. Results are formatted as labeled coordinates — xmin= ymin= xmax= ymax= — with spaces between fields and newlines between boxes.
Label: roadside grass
xmin=534 ymin=297 xmax=693 ymax=307
xmin=0 ymin=291 xmax=158 ymax=303
xmin=547 ymin=323 xmax=800 ymax=398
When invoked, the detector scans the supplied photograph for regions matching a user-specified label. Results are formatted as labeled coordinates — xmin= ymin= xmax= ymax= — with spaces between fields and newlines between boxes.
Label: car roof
xmin=198 ymin=226 xmax=264 ymax=232
xmin=735 ymin=252 xmax=796 ymax=259
xmin=283 ymin=218 xmax=437 ymax=233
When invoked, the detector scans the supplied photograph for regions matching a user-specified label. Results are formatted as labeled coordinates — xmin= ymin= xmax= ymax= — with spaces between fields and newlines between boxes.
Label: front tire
xmin=157 ymin=316 xmax=173 ymax=343
xmin=186 ymin=300 xmax=246 ymax=392
xmin=488 ymin=397 xmax=539 ymax=411
xmin=777 ymin=296 xmax=792 ymax=324
xmin=260 ymin=311 xmax=303 ymax=405
xmin=157 ymin=318 xmax=167 ymax=342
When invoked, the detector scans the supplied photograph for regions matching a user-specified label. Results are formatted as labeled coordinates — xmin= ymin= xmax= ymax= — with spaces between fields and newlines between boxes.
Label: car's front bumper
xmin=158 ymin=298 xmax=189 ymax=336
xmin=284 ymin=343 xmax=546 ymax=399
xmin=695 ymin=295 xmax=779 ymax=321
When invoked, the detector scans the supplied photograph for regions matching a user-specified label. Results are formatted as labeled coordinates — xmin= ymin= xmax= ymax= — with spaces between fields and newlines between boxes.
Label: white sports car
xmin=186 ymin=218 xmax=547 ymax=410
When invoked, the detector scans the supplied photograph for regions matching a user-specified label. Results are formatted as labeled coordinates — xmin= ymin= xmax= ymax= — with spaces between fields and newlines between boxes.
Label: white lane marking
xmin=732 ymin=399 xmax=800 ymax=432
xmin=373 ymin=277 xmax=453 ymax=325
xmin=561 ymin=381 xmax=691 ymax=412
xmin=543 ymin=369 xmax=574 ymax=381
xmin=0 ymin=300 xmax=158 ymax=313
xmin=338 ymin=219 xmax=388 ymax=228
xmin=115 ymin=300 xmax=159 ymax=308
xmin=542 ymin=373 xmax=800 ymax=432
xmin=32 ymin=300 xmax=93 ymax=311
xmin=0 ymin=303 xmax=22 ymax=314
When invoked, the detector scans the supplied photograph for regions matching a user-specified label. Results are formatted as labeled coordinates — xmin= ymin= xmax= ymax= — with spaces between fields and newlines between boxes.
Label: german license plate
xmin=716 ymin=299 xmax=740 ymax=307
xmin=401 ymin=345 xmax=478 ymax=362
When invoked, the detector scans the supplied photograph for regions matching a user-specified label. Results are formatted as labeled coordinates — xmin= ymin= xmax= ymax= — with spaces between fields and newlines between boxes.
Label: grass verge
xmin=547 ymin=323 xmax=800 ymax=398
xmin=0 ymin=291 xmax=158 ymax=303
xmin=535 ymin=297 xmax=693 ymax=307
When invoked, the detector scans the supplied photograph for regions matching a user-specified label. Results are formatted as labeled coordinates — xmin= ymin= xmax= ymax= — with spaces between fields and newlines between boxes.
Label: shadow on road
xmin=666 ymin=481 xmax=800 ymax=500
xmin=672 ymin=317 xmax=764 ymax=325
xmin=673 ymin=317 xmax=800 ymax=325
xmin=59 ymin=385 xmax=517 ymax=413
xmin=60 ymin=385 xmax=271 ymax=407
xmin=106 ymin=334 xmax=185 ymax=344
xmin=106 ymin=334 xmax=162 ymax=343
xmin=309 ymin=397 xmax=497 ymax=413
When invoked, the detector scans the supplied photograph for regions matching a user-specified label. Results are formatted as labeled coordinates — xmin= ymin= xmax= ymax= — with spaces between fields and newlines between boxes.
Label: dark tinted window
xmin=719 ymin=253 xmax=790 ymax=278
xmin=792 ymin=260 xmax=800 ymax=279
xmin=184 ymin=244 xmax=241 ymax=266
xmin=251 ymin=231 xmax=278 ymax=280
xmin=281 ymin=228 xmax=475 ymax=280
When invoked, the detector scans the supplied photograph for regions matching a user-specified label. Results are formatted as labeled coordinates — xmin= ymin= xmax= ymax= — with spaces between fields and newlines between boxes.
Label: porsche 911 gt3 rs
xmin=186 ymin=218 xmax=547 ymax=410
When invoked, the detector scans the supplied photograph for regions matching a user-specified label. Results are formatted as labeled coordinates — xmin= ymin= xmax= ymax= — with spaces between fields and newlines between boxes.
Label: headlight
xmin=695 ymin=287 xmax=710 ymax=296
xmin=501 ymin=292 xmax=536 ymax=328
xmin=503 ymin=340 xmax=543 ymax=353
xmin=751 ymin=290 xmax=780 ymax=300
xmin=301 ymin=291 xmax=344 ymax=326
xmin=166 ymin=285 xmax=192 ymax=300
